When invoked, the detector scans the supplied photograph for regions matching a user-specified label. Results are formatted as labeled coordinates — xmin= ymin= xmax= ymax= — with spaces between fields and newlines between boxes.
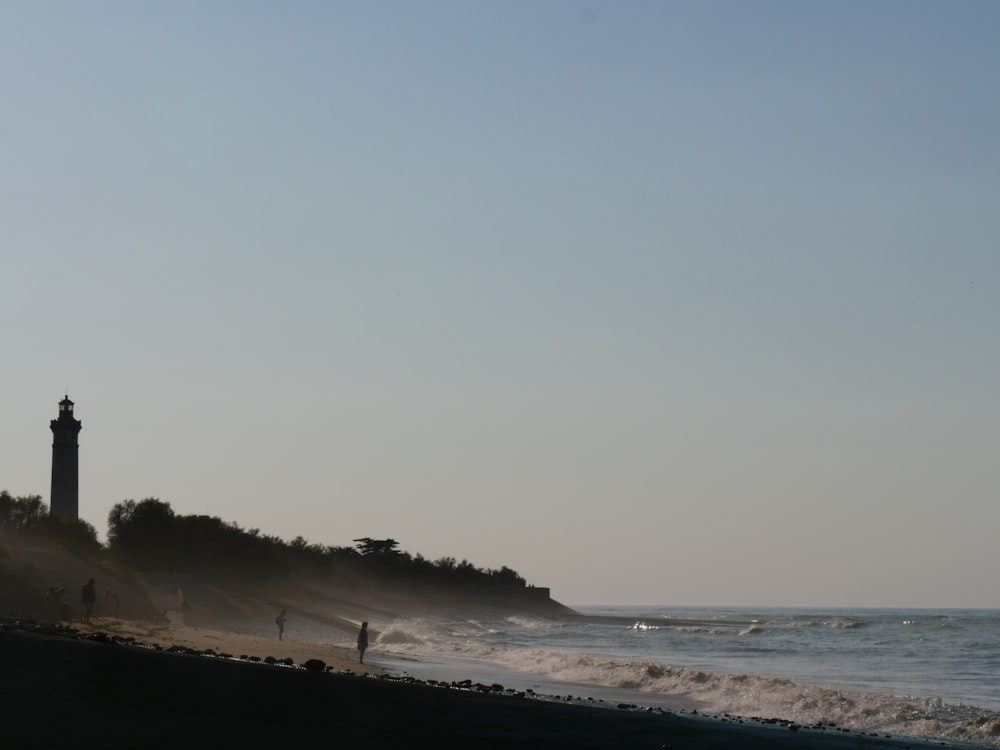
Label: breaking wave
xmin=490 ymin=648 xmax=1000 ymax=745
xmin=368 ymin=607 xmax=1000 ymax=746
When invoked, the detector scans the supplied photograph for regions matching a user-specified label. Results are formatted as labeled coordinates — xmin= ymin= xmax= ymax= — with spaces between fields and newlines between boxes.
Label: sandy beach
xmin=2 ymin=615 xmax=981 ymax=750
xmin=70 ymin=615 xmax=376 ymax=672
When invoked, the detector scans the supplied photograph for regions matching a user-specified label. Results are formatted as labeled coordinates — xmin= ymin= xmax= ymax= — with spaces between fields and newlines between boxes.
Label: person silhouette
xmin=357 ymin=621 xmax=369 ymax=664
xmin=81 ymin=578 xmax=96 ymax=623
xmin=275 ymin=609 xmax=287 ymax=640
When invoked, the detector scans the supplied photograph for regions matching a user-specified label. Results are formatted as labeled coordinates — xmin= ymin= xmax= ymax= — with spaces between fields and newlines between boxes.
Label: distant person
xmin=275 ymin=609 xmax=287 ymax=640
xmin=357 ymin=621 xmax=369 ymax=664
xmin=81 ymin=578 xmax=96 ymax=623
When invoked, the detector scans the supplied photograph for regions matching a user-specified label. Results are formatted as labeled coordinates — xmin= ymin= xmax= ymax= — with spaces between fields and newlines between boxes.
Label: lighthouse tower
xmin=50 ymin=395 xmax=82 ymax=520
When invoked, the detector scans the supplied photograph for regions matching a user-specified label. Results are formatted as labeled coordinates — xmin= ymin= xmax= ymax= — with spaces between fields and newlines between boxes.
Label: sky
xmin=2 ymin=1 xmax=998 ymax=608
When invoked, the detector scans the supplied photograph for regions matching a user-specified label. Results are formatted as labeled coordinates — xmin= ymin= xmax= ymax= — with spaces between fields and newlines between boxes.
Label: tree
xmin=0 ymin=492 xmax=47 ymax=530
xmin=491 ymin=566 xmax=526 ymax=587
xmin=106 ymin=498 xmax=177 ymax=565
xmin=353 ymin=537 xmax=400 ymax=556
xmin=40 ymin=515 xmax=102 ymax=556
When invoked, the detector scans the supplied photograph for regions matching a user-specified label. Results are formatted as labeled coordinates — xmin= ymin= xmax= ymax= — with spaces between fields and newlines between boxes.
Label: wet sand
xmin=0 ymin=617 xmax=978 ymax=749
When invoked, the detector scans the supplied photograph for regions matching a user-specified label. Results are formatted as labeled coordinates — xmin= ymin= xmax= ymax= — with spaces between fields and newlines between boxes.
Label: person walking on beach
xmin=357 ymin=621 xmax=369 ymax=664
xmin=275 ymin=609 xmax=287 ymax=640
xmin=81 ymin=578 xmax=96 ymax=623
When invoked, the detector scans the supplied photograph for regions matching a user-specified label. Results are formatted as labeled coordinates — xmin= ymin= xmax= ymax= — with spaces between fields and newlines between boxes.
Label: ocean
xmin=357 ymin=605 xmax=1000 ymax=746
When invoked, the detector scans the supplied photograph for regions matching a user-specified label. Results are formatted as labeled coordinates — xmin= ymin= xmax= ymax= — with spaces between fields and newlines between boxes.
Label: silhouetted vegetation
xmin=104 ymin=498 xmax=527 ymax=588
xmin=0 ymin=490 xmax=101 ymax=556
xmin=2 ymin=490 xmax=528 ymax=591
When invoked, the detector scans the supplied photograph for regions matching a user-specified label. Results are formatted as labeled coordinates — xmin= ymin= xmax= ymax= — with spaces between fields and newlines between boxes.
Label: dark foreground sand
xmin=0 ymin=618 xmax=980 ymax=750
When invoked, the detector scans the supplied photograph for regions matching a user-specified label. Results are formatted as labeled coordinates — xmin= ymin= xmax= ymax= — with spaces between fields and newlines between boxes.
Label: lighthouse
xmin=50 ymin=395 xmax=82 ymax=519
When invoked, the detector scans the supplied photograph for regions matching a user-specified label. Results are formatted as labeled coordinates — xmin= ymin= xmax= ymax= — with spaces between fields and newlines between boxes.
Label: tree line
xmin=0 ymin=491 xmax=102 ymax=555
xmin=1 ymin=491 xmax=527 ymax=590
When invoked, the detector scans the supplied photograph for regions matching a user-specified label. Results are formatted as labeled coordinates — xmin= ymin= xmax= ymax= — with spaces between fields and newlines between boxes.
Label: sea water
xmin=356 ymin=606 xmax=1000 ymax=746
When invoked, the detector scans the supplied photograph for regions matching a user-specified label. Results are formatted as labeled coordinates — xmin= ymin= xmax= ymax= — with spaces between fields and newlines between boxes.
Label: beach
xmin=1 ymin=616 xmax=982 ymax=749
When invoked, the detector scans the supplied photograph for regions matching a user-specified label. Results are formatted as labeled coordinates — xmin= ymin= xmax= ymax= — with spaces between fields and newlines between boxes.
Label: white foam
xmin=482 ymin=648 xmax=1000 ymax=745
xmin=358 ymin=608 xmax=1000 ymax=746
xmin=377 ymin=633 xmax=1000 ymax=746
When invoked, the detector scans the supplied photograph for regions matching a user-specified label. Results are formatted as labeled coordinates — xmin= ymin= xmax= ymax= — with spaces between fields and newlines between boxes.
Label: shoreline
xmin=2 ymin=616 xmax=991 ymax=749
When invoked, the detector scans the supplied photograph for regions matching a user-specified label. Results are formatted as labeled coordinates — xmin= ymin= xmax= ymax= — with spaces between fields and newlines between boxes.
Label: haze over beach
xmin=3 ymin=1 xmax=999 ymax=608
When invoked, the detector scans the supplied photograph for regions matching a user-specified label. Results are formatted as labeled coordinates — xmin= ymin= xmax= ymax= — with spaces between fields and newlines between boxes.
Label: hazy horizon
xmin=3 ymin=2 xmax=998 ymax=609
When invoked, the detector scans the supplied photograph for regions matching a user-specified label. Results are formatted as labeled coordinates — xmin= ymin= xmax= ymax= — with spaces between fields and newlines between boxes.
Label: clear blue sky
xmin=3 ymin=1 xmax=998 ymax=607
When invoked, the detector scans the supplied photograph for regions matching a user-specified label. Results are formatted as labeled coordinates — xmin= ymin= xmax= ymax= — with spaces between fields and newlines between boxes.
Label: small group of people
xmin=272 ymin=610 xmax=371 ymax=665
xmin=46 ymin=577 xmax=98 ymax=623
